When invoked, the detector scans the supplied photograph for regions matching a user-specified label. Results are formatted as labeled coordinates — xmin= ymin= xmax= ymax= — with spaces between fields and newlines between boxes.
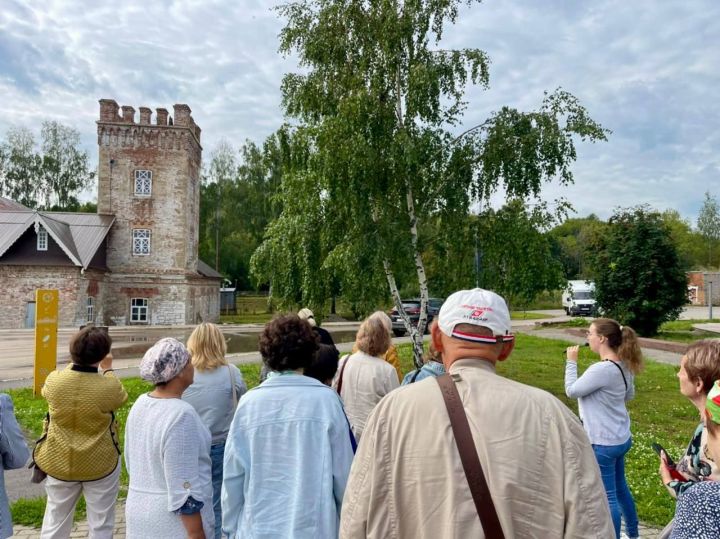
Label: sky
xmin=0 ymin=0 xmax=718 ymax=224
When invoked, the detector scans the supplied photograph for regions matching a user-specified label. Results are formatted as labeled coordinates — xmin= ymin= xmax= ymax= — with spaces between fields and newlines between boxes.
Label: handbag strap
xmin=227 ymin=365 xmax=238 ymax=408
xmin=336 ymin=354 xmax=350 ymax=395
xmin=436 ymin=374 xmax=505 ymax=539
xmin=604 ymin=359 xmax=628 ymax=390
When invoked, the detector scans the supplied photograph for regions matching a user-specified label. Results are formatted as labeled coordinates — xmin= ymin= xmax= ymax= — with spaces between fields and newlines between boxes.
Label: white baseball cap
xmin=438 ymin=288 xmax=514 ymax=344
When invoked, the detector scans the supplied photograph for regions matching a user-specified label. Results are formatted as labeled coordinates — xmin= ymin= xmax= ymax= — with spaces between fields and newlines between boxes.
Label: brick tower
xmin=97 ymin=99 xmax=217 ymax=325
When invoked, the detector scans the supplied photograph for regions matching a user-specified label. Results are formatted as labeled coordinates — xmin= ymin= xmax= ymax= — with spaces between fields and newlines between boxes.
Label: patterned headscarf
xmin=140 ymin=338 xmax=190 ymax=384
xmin=706 ymin=380 xmax=720 ymax=425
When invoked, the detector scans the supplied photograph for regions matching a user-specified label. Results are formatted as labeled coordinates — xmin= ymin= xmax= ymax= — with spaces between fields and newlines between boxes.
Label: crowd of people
xmin=0 ymin=287 xmax=719 ymax=538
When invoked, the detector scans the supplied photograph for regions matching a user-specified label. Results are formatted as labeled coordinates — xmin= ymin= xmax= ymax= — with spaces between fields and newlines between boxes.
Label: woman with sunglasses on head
xmin=564 ymin=318 xmax=643 ymax=539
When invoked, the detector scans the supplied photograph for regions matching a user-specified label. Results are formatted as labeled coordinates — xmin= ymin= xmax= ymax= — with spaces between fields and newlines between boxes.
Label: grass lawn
xmin=11 ymin=336 xmax=692 ymax=527
xmin=652 ymin=319 xmax=719 ymax=343
xmin=510 ymin=311 xmax=553 ymax=320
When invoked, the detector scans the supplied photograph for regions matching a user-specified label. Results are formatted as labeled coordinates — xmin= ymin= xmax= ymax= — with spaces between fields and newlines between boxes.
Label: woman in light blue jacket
xmin=0 ymin=393 xmax=30 ymax=539
xmin=222 ymin=314 xmax=354 ymax=539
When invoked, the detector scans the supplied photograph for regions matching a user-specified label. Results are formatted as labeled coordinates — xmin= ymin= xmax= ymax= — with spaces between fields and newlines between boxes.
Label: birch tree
xmin=254 ymin=0 xmax=608 ymax=366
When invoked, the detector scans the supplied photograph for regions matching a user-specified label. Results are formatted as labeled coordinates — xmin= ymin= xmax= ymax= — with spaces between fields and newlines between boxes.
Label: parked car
xmin=389 ymin=297 xmax=444 ymax=337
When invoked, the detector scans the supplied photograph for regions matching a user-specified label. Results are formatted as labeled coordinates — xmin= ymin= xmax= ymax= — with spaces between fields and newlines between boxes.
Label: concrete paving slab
xmin=693 ymin=323 xmax=720 ymax=334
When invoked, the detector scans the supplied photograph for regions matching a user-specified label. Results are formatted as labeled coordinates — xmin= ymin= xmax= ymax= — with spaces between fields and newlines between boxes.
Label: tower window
xmin=134 ymin=170 xmax=152 ymax=196
xmin=37 ymin=226 xmax=48 ymax=251
xmin=87 ymin=297 xmax=95 ymax=323
xmin=130 ymin=298 xmax=149 ymax=323
xmin=132 ymin=229 xmax=151 ymax=255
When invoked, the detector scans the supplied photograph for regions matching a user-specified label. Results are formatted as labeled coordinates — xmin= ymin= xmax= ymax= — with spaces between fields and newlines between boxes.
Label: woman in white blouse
xmin=125 ymin=338 xmax=213 ymax=539
xmin=333 ymin=311 xmax=399 ymax=441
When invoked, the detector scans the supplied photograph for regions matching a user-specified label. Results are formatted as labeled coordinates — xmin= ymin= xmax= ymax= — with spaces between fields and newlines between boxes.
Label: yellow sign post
xmin=34 ymin=289 xmax=59 ymax=396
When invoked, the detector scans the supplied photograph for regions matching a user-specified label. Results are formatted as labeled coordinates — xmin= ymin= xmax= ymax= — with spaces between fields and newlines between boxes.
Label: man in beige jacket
xmin=340 ymin=288 xmax=614 ymax=538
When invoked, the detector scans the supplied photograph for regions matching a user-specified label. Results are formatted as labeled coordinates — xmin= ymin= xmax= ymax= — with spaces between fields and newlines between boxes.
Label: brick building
xmin=687 ymin=271 xmax=720 ymax=306
xmin=0 ymin=100 xmax=221 ymax=328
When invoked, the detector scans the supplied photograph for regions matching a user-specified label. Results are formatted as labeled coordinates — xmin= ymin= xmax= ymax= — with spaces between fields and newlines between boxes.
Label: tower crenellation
xmin=138 ymin=107 xmax=152 ymax=125
xmin=156 ymin=108 xmax=169 ymax=126
xmin=120 ymin=106 xmax=135 ymax=123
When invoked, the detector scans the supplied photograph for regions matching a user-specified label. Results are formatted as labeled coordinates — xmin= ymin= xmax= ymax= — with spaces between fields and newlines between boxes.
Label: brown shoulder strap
xmin=436 ymin=374 xmax=505 ymax=539
xmin=336 ymin=354 xmax=350 ymax=395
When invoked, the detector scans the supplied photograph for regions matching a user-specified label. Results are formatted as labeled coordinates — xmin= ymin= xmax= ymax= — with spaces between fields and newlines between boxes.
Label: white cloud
xmin=0 ymin=0 xmax=718 ymax=224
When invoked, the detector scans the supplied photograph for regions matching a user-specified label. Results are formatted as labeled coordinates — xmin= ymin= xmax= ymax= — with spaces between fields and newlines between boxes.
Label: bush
xmin=589 ymin=206 xmax=687 ymax=336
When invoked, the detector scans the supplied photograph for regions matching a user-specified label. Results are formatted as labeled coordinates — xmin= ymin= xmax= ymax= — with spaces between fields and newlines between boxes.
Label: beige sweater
xmin=340 ymin=359 xmax=614 ymax=539
xmin=333 ymin=351 xmax=399 ymax=441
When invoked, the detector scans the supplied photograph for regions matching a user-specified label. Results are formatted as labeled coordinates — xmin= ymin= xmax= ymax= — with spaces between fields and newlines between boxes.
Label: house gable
xmin=0 ymin=226 xmax=77 ymax=266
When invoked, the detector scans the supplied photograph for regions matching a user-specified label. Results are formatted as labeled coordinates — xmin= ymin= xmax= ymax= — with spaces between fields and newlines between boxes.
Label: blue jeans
xmin=211 ymin=442 xmax=225 ymax=539
xmin=592 ymin=438 xmax=639 ymax=539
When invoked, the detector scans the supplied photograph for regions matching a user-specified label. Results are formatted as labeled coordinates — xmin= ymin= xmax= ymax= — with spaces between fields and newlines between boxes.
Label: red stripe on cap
xmin=451 ymin=329 xmax=515 ymax=343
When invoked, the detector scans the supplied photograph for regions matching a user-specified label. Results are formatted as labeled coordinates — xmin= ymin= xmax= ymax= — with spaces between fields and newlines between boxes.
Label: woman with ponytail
xmin=564 ymin=318 xmax=643 ymax=539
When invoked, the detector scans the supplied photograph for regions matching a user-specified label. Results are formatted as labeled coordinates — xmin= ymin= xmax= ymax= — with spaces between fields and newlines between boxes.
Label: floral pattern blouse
xmin=669 ymin=422 xmax=720 ymax=496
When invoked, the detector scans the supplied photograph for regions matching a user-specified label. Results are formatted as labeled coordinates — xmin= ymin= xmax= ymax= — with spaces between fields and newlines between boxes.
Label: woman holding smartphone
xmin=564 ymin=318 xmax=643 ymax=539
xmin=657 ymin=339 xmax=720 ymax=538
xmin=668 ymin=379 xmax=720 ymax=538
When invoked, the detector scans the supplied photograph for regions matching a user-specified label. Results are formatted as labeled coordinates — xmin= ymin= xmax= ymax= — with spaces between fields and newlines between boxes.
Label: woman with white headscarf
xmin=125 ymin=338 xmax=214 ymax=539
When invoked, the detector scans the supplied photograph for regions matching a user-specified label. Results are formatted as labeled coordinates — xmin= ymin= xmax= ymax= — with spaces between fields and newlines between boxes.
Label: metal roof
xmin=0 ymin=211 xmax=34 ymax=258
xmin=0 ymin=197 xmax=30 ymax=211
xmin=0 ymin=209 xmax=114 ymax=268
xmin=198 ymin=259 xmax=223 ymax=279
xmin=41 ymin=212 xmax=115 ymax=267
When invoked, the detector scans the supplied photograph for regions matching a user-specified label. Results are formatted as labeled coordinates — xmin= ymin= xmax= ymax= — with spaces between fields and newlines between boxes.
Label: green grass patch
xmin=11 ymin=334 xmax=690 ymax=528
xmin=510 ymin=311 xmax=553 ymax=320
xmin=653 ymin=319 xmax=719 ymax=343
xmin=538 ymin=318 xmax=592 ymax=329
xmin=12 ymin=495 xmax=86 ymax=528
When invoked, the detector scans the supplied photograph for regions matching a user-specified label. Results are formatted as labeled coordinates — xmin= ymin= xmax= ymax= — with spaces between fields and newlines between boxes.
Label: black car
xmin=389 ymin=297 xmax=444 ymax=337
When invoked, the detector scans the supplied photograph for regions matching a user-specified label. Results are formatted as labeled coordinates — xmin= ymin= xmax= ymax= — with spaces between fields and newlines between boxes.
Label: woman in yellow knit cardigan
xmin=34 ymin=326 xmax=128 ymax=538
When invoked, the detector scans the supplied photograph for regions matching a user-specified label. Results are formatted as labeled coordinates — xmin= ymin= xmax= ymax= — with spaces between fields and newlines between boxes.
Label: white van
xmin=562 ymin=280 xmax=597 ymax=316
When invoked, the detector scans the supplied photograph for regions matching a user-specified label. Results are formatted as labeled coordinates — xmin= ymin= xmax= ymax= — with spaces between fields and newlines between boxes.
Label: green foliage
xmin=696 ymin=191 xmax=720 ymax=268
xmin=660 ymin=209 xmax=706 ymax=269
xmin=548 ymin=214 xmax=607 ymax=279
xmin=476 ymin=200 xmax=565 ymax=308
xmin=0 ymin=122 xmax=95 ymax=210
xmin=198 ymin=136 xmax=283 ymax=288
xmin=589 ymin=206 xmax=688 ymax=336
xmin=254 ymin=0 xmax=607 ymax=336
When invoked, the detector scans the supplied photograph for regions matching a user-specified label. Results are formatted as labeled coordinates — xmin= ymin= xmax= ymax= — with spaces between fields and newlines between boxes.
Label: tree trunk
xmin=405 ymin=184 xmax=428 ymax=368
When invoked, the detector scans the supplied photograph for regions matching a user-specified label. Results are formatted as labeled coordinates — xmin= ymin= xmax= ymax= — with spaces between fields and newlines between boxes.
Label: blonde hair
xmin=355 ymin=311 xmax=392 ymax=357
xmin=187 ymin=323 xmax=228 ymax=371
xmin=593 ymin=318 xmax=644 ymax=375
xmin=685 ymin=340 xmax=720 ymax=395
